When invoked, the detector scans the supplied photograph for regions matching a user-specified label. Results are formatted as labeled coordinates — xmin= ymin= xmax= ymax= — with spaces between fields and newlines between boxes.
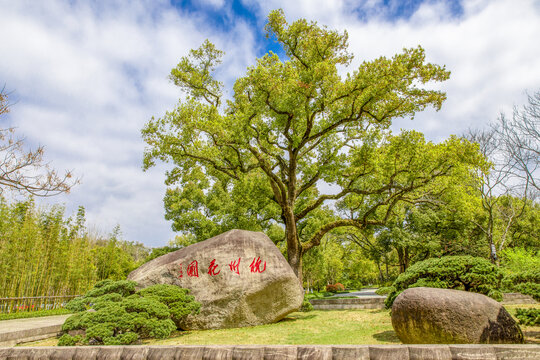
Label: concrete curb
xmin=309 ymin=297 xmax=385 ymax=310
xmin=1 ymin=345 xmax=539 ymax=359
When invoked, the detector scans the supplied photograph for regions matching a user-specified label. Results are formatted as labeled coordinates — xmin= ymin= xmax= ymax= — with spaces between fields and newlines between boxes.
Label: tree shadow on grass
xmin=279 ymin=314 xmax=317 ymax=322
xmin=372 ymin=330 xmax=400 ymax=343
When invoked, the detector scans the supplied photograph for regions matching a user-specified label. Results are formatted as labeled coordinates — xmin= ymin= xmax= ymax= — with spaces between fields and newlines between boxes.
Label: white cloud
xmin=0 ymin=0 xmax=258 ymax=247
xmin=1 ymin=0 xmax=538 ymax=247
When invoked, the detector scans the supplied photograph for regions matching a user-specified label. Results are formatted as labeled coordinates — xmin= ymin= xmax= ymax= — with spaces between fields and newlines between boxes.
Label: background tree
xmin=0 ymin=88 xmax=77 ymax=196
xmin=496 ymin=90 xmax=539 ymax=192
xmin=143 ymin=10 xmax=482 ymax=280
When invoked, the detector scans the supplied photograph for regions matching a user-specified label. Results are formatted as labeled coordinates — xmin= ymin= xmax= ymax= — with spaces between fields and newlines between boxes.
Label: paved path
xmin=0 ymin=315 xmax=70 ymax=346
xmin=330 ymin=288 xmax=386 ymax=298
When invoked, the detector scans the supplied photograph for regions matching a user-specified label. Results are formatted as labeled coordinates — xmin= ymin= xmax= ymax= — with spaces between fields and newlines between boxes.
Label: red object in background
xmin=249 ymin=257 xmax=266 ymax=273
xmin=229 ymin=258 xmax=241 ymax=274
xmin=208 ymin=259 xmax=221 ymax=276
xmin=187 ymin=260 xmax=199 ymax=277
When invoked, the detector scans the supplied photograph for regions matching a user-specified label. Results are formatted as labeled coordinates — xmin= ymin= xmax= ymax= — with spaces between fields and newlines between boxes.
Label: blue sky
xmin=0 ymin=0 xmax=539 ymax=247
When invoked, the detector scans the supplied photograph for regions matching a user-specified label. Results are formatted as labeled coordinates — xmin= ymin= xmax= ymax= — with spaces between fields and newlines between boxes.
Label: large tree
xmin=142 ymin=10 xmax=481 ymax=280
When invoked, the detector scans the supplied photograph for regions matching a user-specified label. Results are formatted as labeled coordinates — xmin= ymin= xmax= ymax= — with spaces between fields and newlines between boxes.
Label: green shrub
xmin=300 ymin=296 xmax=314 ymax=312
xmin=65 ymin=279 xmax=137 ymax=312
xmin=60 ymin=281 xmax=200 ymax=345
xmin=503 ymin=270 xmax=540 ymax=301
xmin=375 ymin=286 xmax=394 ymax=295
xmin=515 ymin=308 xmax=540 ymax=326
xmin=385 ymin=256 xmax=502 ymax=308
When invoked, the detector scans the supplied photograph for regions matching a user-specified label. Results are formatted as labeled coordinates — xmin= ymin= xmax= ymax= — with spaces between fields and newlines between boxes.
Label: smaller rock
xmin=391 ymin=287 xmax=524 ymax=344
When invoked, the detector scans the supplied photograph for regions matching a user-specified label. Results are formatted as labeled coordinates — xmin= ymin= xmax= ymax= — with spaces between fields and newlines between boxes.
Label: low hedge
xmin=503 ymin=270 xmax=540 ymax=301
xmin=385 ymin=256 xmax=502 ymax=309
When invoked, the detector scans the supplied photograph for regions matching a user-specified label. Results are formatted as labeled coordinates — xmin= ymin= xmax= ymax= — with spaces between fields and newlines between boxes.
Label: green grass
xmin=21 ymin=305 xmax=540 ymax=346
xmin=0 ymin=309 xmax=72 ymax=321
xmin=148 ymin=309 xmax=398 ymax=345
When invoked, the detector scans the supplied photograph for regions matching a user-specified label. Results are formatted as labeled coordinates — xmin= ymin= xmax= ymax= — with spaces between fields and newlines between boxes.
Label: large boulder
xmin=128 ymin=229 xmax=303 ymax=330
xmin=391 ymin=287 xmax=524 ymax=344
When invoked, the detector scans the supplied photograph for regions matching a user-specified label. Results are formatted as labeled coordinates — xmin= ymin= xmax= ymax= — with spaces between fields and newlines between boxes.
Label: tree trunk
xmin=284 ymin=211 xmax=303 ymax=285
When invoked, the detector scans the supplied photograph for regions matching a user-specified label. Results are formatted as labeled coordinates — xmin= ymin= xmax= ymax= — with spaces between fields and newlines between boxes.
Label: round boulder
xmin=391 ymin=287 xmax=523 ymax=344
xmin=128 ymin=229 xmax=303 ymax=330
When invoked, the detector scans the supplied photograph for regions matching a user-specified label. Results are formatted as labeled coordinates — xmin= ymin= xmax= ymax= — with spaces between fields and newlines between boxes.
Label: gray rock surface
xmin=391 ymin=287 xmax=524 ymax=344
xmin=128 ymin=229 xmax=303 ymax=330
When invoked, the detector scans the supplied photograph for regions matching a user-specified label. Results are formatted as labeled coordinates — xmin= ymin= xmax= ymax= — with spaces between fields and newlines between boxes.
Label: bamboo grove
xmin=0 ymin=198 xmax=148 ymax=301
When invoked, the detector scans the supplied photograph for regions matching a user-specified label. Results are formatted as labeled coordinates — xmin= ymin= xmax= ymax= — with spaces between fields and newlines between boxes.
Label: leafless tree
xmin=495 ymin=90 xmax=540 ymax=193
xmin=0 ymin=88 xmax=78 ymax=196
xmin=466 ymin=90 xmax=539 ymax=264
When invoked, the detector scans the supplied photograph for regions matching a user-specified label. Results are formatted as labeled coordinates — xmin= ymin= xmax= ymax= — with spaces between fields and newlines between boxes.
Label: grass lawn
xmin=148 ymin=309 xmax=398 ymax=346
xmin=19 ymin=305 xmax=539 ymax=346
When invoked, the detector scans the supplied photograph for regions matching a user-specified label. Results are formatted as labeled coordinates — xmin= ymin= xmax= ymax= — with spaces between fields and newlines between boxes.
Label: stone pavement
xmin=0 ymin=314 xmax=70 ymax=346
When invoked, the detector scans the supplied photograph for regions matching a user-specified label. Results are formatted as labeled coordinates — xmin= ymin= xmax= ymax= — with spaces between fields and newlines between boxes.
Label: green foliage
xmin=300 ymin=296 xmax=314 ymax=312
xmin=503 ymin=270 xmax=540 ymax=301
xmin=385 ymin=256 xmax=502 ymax=308
xmin=143 ymin=246 xmax=180 ymax=264
xmin=515 ymin=308 xmax=540 ymax=326
xmin=375 ymin=286 xmax=394 ymax=296
xmin=141 ymin=9 xmax=484 ymax=280
xmin=60 ymin=281 xmax=200 ymax=346
xmin=136 ymin=284 xmax=201 ymax=327
xmin=501 ymin=248 xmax=540 ymax=274
xmin=0 ymin=309 xmax=72 ymax=321
xmin=65 ymin=279 xmax=137 ymax=312
xmin=0 ymin=199 xmax=149 ymax=308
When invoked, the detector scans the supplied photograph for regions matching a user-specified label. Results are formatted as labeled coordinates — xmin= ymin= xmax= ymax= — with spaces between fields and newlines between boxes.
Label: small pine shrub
xmin=515 ymin=308 xmax=540 ymax=326
xmin=60 ymin=281 xmax=200 ymax=345
xmin=385 ymin=256 xmax=502 ymax=308
xmin=65 ymin=279 xmax=137 ymax=312
xmin=300 ymin=296 xmax=314 ymax=312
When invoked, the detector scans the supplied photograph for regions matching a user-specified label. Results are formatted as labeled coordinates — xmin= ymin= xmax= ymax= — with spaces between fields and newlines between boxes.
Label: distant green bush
xmin=385 ymin=256 xmax=502 ymax=308
xmin=515 ymin=308 xmax=540 ymax=326
xmin=503 ymin=270 xmax=540 ymax=301
xmin=60 ymin=280 xmax=200 ymax=345
xmin=300 ymin=296 xmax=314 ymax=312
xmin=375 ymin=286 xmax=394 ymax=296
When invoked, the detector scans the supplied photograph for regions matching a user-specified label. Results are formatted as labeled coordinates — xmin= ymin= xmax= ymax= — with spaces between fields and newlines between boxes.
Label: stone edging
xmin=1 ymin=344 xmax=539 ymax=359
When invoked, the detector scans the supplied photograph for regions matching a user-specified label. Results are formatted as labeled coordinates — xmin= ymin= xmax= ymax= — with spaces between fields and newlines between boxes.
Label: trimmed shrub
xmin=385 ymin=256 xmax=502 ymax=309
xmin=515 ymin=308 xmax=540 ymax=326
xmin=503 ymin=270 xmax=540 ymax=301
xmin=325 ymin=283 xmax=345 ymax=293
xmin=60 ymin=281 xmax=200 ymax=345
xmin=65 ymin=279 xmax=137 ymax=312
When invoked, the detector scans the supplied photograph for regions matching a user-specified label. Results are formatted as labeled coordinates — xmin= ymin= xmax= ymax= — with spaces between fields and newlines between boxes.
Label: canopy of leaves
xmin=141 ymin=10 xmax=482 ymax=279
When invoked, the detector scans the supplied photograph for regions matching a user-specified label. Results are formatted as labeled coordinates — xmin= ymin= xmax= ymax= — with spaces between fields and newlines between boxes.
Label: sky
xmin=0 ymin=0 xmax=539 ymax=248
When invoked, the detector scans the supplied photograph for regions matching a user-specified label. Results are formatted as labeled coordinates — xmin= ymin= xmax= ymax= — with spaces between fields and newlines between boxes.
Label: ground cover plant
xmin=385 ymin=255 xmax=502 ymax=308
xmin=58 ymin=280 xmax=200 ymax=345
xmin=0 ymin=309 xmax=72 ymax=321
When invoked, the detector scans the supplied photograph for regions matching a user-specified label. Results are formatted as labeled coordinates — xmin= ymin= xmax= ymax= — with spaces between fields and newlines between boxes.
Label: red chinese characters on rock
xmin=178 ymin=263 xmax=183 ymax=278
xmin=187 ymin=260 xmax=199 ymax=277
xmin=250 ymin=257 xmax=266 ymax=273
xmin=208 ymin=259 xmax=221 ymax=276
xmin=229 ymin=258 xmax=241 ymax=275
